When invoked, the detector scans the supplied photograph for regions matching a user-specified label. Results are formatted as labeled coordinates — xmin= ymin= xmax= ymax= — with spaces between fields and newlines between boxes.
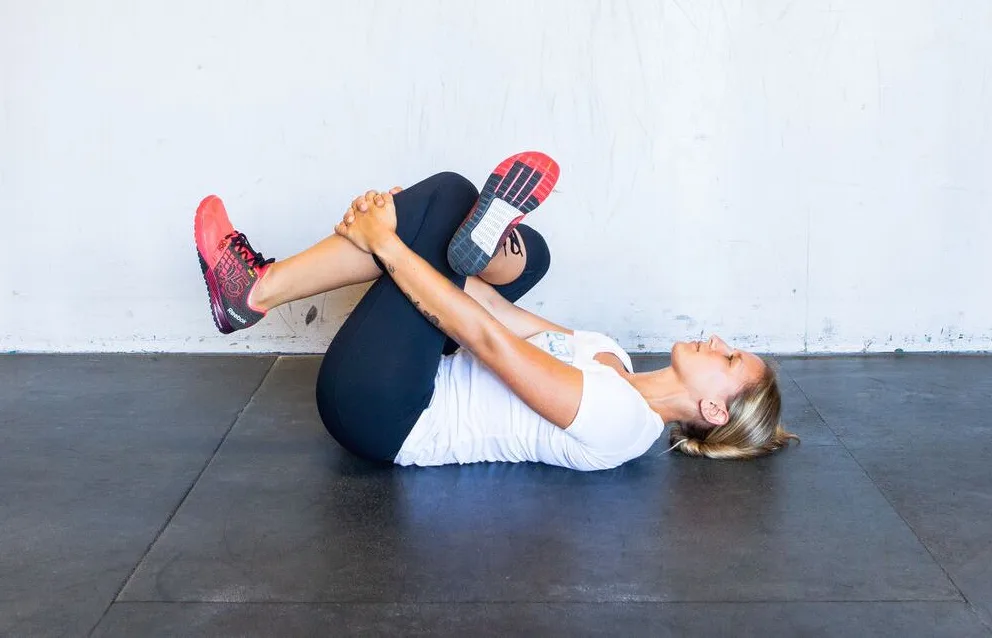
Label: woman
xmin=194 ymin=152 xmax=797 ymax=469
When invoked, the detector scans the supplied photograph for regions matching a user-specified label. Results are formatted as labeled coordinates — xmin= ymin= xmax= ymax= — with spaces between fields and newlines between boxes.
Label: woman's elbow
xmin=473 ymin=319 xmax=512 ymax=364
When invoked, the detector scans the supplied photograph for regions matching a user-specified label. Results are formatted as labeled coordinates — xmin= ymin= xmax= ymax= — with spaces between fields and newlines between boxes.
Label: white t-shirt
xmin=394 ymin=330 xmax=665 ymax=471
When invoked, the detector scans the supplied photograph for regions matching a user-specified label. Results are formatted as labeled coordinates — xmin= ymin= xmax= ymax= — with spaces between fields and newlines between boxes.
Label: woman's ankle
xmin=478 ymin=230 xmax=527 ymax=285
xmin=248 ymin=265 xmax=277 ymax=313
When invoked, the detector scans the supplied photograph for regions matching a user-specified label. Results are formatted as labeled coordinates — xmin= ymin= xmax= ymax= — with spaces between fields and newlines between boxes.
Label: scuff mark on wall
xmin=822 ymin=318 xmax=835 ymax=339
xmin=668 ymin=0 xmax=699 ymax=31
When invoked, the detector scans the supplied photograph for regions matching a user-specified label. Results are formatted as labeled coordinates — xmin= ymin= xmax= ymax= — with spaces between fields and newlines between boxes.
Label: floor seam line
xmin=783 ymin=372 xmax=841 ymax=444
xmin=788 ymin=373 xmax=981 ymax=626
xmin=84 ymin=356 xmax=280 ymax=637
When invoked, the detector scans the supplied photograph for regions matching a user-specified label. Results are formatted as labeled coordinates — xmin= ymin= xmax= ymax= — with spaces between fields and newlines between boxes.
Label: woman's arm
xmin=370 ymin=231 xmax=583 ymax=429
xmin=464 ymin=277 xmax=572 ymax=340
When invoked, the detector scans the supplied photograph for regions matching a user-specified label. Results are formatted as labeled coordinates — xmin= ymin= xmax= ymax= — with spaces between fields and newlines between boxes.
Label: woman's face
xmin=670 ymin=335 xmax=766 ymax=425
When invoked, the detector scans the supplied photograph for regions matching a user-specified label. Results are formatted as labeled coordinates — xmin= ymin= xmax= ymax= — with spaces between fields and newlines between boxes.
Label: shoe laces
xmin=502 ymin=228 xmax=523 ymax=257
xmin=507 ymin=229 xmax=523 ymax=256
xmin=227 ymin=232 xmax=274 ymax=269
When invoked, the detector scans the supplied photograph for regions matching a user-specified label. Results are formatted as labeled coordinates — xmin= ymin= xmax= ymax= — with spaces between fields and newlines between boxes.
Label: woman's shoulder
xmin=579 ymin=362 xmax=662 ymax=429
xmin=573 ymin=330 xmax=634 ymax=373
xmin=566 ymin=363 xmax=664 ymax=468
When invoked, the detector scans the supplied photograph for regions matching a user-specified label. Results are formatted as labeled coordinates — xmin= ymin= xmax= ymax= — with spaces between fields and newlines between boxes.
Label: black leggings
xmin=315 ymin=172 xmax=551 ymax=462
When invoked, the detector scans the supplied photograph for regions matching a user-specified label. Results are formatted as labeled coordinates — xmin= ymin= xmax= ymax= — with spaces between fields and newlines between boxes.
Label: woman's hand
xmin=335 ymin=187 xmax=402 ymax=253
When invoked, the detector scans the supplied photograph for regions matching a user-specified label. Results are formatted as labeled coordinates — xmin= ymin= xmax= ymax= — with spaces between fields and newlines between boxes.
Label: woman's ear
xmin=699 ymin=399 xmax=729 ymax=427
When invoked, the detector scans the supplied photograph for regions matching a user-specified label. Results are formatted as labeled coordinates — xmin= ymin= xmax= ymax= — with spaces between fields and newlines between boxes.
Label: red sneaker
xmin=447 ymin=151 xmax=560 ymax=276
xmin=194 ymin=195 xmax=274 ymax=334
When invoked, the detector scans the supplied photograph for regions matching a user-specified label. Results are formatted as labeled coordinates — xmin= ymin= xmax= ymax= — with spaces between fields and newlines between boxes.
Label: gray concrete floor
xmin=1 ymin=353 xmax=990 ymax=637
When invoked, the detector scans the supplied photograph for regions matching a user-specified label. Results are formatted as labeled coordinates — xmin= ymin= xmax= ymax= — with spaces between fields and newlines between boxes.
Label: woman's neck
xmin=625 ymin=366 xmax=696 ymax=423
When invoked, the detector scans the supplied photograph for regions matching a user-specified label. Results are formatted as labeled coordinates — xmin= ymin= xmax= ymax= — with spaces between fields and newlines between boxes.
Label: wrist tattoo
xmin=386 ymin=263 xmax=396 ymax=274
xmin=403 ymin=291 xmax=440 ymax=328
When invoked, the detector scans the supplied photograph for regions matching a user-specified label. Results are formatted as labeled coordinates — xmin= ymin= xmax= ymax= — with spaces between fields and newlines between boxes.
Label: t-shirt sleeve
xmin=564 ymin=366 xmax=663 ymax=469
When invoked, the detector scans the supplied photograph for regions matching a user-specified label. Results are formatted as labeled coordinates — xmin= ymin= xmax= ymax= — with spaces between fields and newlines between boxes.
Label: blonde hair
xmin=669 ymin=361 xmax=799 ymax=460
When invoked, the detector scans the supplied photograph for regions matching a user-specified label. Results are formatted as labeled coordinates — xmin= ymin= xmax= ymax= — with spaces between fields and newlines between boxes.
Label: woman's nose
xmin=709 ymin=335 xmax=729 ymax=352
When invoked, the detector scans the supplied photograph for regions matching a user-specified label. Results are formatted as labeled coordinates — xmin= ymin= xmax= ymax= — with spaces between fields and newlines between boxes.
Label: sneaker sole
xmin=194 ymin=196 xmax=236 ymax=335
xmin=447 ymin=152 xmax=560 ymax=277
xmin=198 ymin=252 xmax=236 ymax=334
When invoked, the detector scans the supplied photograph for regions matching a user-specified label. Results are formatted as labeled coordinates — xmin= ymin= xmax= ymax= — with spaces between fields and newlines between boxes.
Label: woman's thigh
xmin=315 ymin=172 xmax=479 ymax=461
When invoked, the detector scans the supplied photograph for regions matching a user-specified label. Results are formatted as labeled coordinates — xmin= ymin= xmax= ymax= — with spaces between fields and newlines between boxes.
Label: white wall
xmin=1 ymin=0 xmax=989 ymax=354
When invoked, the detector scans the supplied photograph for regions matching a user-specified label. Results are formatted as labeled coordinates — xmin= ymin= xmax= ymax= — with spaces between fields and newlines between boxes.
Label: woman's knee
xmin=429 ymin=171 xmax=479 ymax=207
xmin=403 ymin=171 xmax=480 ymax=244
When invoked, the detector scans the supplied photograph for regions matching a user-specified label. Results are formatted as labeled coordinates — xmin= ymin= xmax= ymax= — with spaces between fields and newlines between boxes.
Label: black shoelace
xmin=227 ymin=232 xmax=275 ymax=269
xmin=503 ymin=229 xmax=523 ymax=257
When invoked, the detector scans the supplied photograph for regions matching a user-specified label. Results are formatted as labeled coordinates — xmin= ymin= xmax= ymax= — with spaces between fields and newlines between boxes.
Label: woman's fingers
xmin=352 ymin=195 xmax=369 ymax=212
xmin=349 ymin=185 xmax=397 ymax=217
xmin=353 ymin=187 xmax=397 ymax=213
